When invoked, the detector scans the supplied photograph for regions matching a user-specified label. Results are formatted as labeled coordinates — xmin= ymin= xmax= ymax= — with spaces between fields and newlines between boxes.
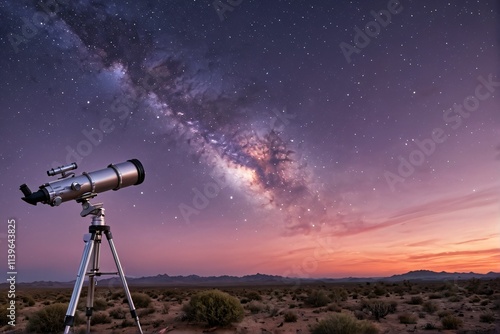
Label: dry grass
xmin=0 ymin=278 xmax=498 ymax=333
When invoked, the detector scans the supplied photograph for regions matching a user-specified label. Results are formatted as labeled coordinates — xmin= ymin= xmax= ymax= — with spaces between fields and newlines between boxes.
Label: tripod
xmin=63 ymin=198 xmax=143 ymax=334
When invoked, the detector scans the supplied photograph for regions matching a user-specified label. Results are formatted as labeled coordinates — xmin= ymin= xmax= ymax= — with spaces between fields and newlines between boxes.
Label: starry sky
xmin=0 ymin=0 xmax=499 ymax=283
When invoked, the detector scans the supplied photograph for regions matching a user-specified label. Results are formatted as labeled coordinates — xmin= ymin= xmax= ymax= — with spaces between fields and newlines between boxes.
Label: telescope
xmin=20 ymin=159 xmax=145 ymax=206
xmin=19 ymin=159 xmax=146 ymax=333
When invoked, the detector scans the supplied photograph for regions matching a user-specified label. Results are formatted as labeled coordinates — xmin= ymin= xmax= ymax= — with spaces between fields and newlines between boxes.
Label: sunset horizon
xmin=1 ymin=0 xmax=499 ymax=287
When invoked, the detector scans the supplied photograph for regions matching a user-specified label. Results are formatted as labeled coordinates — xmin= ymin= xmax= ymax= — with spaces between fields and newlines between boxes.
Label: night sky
xmin=0 ymin=0 xmax=499 ymax=283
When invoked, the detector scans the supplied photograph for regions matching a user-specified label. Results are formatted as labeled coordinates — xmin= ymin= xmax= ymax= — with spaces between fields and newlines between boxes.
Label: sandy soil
xmin=1 ymin=280 xmax=499 ymax=333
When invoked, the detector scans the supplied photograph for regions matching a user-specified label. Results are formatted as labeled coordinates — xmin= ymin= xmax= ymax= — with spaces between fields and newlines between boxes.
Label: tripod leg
xmin=85 ymin=232 xmax=102 ymax=333
xmin=64 ymin=233 xmax=96 ymax=334
xmin=104 ymin=230 xmax=144 ymax=334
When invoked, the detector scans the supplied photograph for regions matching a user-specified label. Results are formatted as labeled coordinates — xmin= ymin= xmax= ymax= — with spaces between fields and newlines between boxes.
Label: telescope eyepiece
xmin=20 ymin=184 xmax=32 ymax=197
xmin=20 ymin=185 xmax=49 ymax=206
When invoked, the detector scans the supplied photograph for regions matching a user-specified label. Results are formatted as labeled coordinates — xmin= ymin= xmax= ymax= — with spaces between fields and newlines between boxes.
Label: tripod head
xmin=77 ymin=194 xmax=105 ymax=225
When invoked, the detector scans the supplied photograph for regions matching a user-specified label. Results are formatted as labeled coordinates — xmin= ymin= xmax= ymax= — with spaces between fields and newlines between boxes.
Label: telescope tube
xmin=20 ymin=159 xmax=145 ymax=206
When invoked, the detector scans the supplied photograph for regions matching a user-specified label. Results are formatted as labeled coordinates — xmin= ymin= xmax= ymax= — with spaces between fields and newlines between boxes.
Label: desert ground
xmin=1 ymin=278 xmax=499 ymax=333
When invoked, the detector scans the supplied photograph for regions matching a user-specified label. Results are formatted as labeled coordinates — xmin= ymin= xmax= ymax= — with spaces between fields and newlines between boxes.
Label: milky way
xmin=1 ymin=0 xmax=498 ymax=282
xmin=35 ymin=0 xmax=328 ymax=233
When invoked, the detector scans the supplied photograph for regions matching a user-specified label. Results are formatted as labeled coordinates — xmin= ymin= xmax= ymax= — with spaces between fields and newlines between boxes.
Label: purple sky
xmin=0 ymin=0 xmax=499 ymax=283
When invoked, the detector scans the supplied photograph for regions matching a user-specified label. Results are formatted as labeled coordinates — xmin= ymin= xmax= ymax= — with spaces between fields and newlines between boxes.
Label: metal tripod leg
xmin=85 ymin=231 xmax=101 ymax=333
xmin=64 ymin=232 xmax=96 ymax=334
xmin=63 ymin=199 xmax=143 ymax=334
xmin=63 ymin=228 xmax=143 ymax=334
xmin=104 ymin=229 xmax=144 ymax=334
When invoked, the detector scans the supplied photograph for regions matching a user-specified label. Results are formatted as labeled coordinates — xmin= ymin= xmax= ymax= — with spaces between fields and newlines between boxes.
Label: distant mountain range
xmin=7 ymin=270 xmax=500 ymax=288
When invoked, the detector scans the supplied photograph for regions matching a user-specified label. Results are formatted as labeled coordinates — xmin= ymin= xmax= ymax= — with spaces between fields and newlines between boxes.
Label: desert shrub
xmin=478 ymin=286 xmax=494 ymax=296
xmin=437 ymin=310 xmax=452 ymax=318
xmin=162 ymin=291 xmax=182 ymax=302
xmin=111 ymin=291 xmax=124 ymax=300
xmin=127 ymin=293 xmax=151 ymax=309
xmin=393 ymin=286 xmax=405 ymax=296
xmin=448 ymin=295 xmax=463 ymax=302
xmin=409 ymin=296 xmax=424 ymax=305
xmin=479 ymin=311 xmax=495 ymax=323
xmin=138 ymin=307 xmax=155 ymax=317
xmin=121 ymin=319 xmax=134 ymax=327
xmin=55 ymin=294 xmax=70 ymax=303
xmin=245 ymin=291 xmax=262 ymax=301
xmin=21 ymin=295 xmax=36 ymax=306
xmin=480 ymin=300 xmax=489 ymax=306
xmin=329 ymin=288 xmax=349 ymax=302
xmin=246 ymin=301 xmax=265 ymax=314
xmin=354 ymin=310 xmax=366 ymax=320
xmin=306 ymin=290 xmax=331 ymax=307
xmin=398 ymin=312 xmax=417 ymax=324
xmin=388 ymin=300 xmax=398 ymax=313
xmin=466 ymin=278 xmax=481 ymax=294
xmin=443 ymin=290 xmax=455 ymax=297
xmin=422 ymin=300 xmax=438 ymax=314
xmin=90 ymin=312 xmax=111 ymax=325
xmin=373 ymin=285 xmax=387 ymax=296
xmin=492 ymin=295 xmax=500 ymax=310
xmin=469 ymin=295 xmax=481 ymax=303
xmin=268 ymin=307 xmax=280 ymax=317
xmin=441 ymin=314 xmax=463 ymax=329
xmin=92 ymin=298 xmax=108 ymax=311
xmin=27 ymin=303 xmax=75 ymax=333
xmin=311 ymin=313 xmax=379 ymax=334
xmin=428 ymin=293 xmax=442 ymax=299
xmin=183 ymin=289 xmax=244 ymax=327
xmin=327 ymin=303 xmax=342 ymax=312
xmin=440 ymin=283 xmax=458 ymax=296
xmin=0 ymin=304 xmax=12 ymax=326
xmin=362 ymin=300 xmax=391 ymax=320
xmin=145 ymin=290 xmax=159 ymax=299
xmin=410 ymin=286 xmax=423 ymax=295
xmin=424 ymin=322 xmax=437 ymax=330
xmin=109 ymin=307 xmax=127 ymax=319
xmin=284 ymin=311 xmax=298 ymax=322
